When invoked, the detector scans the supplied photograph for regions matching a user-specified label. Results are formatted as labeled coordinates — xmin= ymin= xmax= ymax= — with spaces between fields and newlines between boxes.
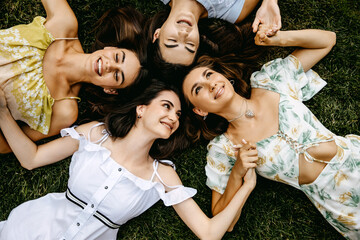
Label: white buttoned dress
xmin=0 ymin=123 xmax=196 ymax=240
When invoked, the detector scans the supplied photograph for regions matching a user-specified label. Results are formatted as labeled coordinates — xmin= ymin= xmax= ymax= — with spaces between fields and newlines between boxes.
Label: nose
xmin=168 ymin=110 xmax=179 ymax=122
xmin=209 ymin=81 xmax=217 ymax=92
xmin=106 ymin=59 xmax=120 ymax=72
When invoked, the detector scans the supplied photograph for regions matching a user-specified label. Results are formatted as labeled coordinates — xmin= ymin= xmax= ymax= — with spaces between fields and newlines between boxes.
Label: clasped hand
xmin=232 ymin=139 xmax=258 ymax=187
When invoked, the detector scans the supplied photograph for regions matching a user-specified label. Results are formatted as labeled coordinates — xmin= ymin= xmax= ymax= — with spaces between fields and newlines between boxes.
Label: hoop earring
xmin=229 ymin=79 xmax=235 ymax=85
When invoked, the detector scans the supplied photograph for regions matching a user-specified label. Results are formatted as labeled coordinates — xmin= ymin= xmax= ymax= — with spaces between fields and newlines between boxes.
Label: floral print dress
xmin=0 ymin=17 xmax=79 ymax=135
xmin=205 ymin=55 xmax=360 ymax=239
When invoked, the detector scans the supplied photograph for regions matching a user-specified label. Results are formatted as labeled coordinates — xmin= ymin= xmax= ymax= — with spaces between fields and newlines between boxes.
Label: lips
xmin=95 ymin=58 xmax=102 ymax=76
xmin=161 ymin=121 xmax=174 ymax=131
xmin=177 ymin=19 xmax=192 ymax=27
xmin=215 ymin=87 xmax=224 ymax=99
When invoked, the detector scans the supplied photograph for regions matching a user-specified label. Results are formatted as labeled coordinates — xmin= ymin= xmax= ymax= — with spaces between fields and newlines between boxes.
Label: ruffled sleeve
xmin=205 ymin=135 xmax=236 ymax=194
xmin=251 ymin=55 xmax=327 ymax=101
xmin=159 ymin=186 xmax=197 ymax=207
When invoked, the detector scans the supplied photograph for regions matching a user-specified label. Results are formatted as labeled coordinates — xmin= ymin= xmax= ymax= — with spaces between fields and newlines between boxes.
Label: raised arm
xmin=0 ymin=89 xmax=79 ymax=170
xmin=236 ymin=0 xmax=260 ymax=23
xmin=255 ymin=28 xmax=336 ymax=72
xmin=252 ymin=0 xmax=281 ymax=35
xmin=172 ymin=169 xmax=256 ymax=240
xmin=41 ymin=0 xmax=78 ymax=38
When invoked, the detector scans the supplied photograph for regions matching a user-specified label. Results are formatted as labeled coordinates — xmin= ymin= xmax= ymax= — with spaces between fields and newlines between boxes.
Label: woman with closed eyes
xmin=0 ymin=1 xmax=147 ymax=153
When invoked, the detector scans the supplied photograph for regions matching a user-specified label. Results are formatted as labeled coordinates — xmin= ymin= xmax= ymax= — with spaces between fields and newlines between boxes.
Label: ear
xmin=136 ymin=105 xmax=146 ymax=117
xmin=192 ymin=107 xmax=208 ymax=117
xmin=152 ymin=28 xmax=161 ymax=43
xmin=103 ymin=88 xmax=118 ymax=95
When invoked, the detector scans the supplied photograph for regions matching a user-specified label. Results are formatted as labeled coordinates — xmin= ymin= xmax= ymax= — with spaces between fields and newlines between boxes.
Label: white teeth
xmin=98 ymin=59 xmax=102 ymax=75
xmin=162 ymin=122 xmax=172 ymax=130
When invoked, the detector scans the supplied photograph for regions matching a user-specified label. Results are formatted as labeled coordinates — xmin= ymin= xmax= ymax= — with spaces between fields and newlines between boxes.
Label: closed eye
xmin=114 ymin=71 xmax=119 ymax=82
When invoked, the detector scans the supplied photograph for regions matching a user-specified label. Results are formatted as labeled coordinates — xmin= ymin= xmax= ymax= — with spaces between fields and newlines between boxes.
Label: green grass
xmin=1 ymin=0 xmax=359 ymax=239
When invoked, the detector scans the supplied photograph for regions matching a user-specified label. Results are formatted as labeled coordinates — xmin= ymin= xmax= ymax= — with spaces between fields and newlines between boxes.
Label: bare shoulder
xmin=156 ymin=161 xmax=183 ymax=188
xmin=74 ymin=121 xmax=103 ymax=140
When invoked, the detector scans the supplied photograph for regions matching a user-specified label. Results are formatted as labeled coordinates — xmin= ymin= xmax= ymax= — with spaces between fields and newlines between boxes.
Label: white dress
xmin=0 ymin=123 xmax=196 ymax=240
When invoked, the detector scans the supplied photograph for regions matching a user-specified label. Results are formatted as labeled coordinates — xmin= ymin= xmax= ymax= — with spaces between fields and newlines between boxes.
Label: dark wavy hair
xmin=83 ymin=7 xmax=149 ymax=118
xmin=105 ymin=79 xmax=189 ymax=159
xmin=145 ymin=8 xmax=192 ymax=87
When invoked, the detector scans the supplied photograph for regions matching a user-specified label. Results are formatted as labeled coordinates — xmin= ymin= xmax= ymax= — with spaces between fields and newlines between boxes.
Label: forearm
xmin=212 ymin=171 xmax=243 ymax=216
xmin=206 ymin=183 xmax=255 ymax=239
xmin=0 ymin=111 xmax=39 ymax=168
xmin=278 ymin=29 xmax=336 ymax=49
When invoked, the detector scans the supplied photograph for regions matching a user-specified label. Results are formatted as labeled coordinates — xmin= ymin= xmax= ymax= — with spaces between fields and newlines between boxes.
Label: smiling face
xmin=139 ymin=90 xmax=182 ymax=139
xmin=153 ymin=13 xmax=199 ymax=66
xmin=183 ymin=67 xmax=235 ymax=116
xmin=89 ymin=47 xmax=141 ymax=90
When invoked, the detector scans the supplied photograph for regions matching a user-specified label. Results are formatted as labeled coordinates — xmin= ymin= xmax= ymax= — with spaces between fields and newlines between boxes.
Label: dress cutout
xmin=205 ymin=55 xmax=360 ymax=239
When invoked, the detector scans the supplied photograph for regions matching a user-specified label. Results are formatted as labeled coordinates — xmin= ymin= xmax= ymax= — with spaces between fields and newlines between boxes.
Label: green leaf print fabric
xmin=205 ymin=55 xmax=360 ymax=239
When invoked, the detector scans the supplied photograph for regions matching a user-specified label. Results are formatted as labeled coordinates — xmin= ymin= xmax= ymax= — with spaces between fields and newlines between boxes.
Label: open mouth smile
xmin=95 ymin=58 xmax=103 ymax=76
xmin=161 ymin=121 xmax=174 ymax=131
xmin=215 ymin=87 xmax=224 ymax=99
xmin=177 ymin=19 xmax=192 ymax=27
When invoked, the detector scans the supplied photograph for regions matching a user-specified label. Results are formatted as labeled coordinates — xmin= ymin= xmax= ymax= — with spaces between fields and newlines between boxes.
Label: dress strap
xmin=54 ymin=37 xmax=79 ymax=40
xmin=54 ymin=96 xmax=81 ymax=102
xmin=88 ymin=122 xmax=109 ymax=145
xmin=151 ymin=160 xmax=182 ymax=189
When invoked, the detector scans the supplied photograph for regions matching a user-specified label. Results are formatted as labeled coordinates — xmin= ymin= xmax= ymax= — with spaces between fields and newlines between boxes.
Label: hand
xmin=243 ymin=168 xmax=257 ymax=189
xmin=233 ymin=139 xmax=258 ymax=177
xmin=254 ymin=25 xmax=282 ymax=46
xmin=252 ymin=0 xmax=281 ymax=36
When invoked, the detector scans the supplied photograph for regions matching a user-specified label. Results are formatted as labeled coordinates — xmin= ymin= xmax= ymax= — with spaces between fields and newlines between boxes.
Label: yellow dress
xmin=0 ymin=16 xmax=79 ymax=135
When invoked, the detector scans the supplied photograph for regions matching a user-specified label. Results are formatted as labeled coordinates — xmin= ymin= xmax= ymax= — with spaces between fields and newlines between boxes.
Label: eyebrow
xmin=190 ymin=83 xmax=199 ymax=96
xmin=161 ymin=99 xmax=174 ymax=107
xmin=164 ymin=43 xmax=195 ymax=54
xmin=190 ymin=69 xmax=207 ymax=95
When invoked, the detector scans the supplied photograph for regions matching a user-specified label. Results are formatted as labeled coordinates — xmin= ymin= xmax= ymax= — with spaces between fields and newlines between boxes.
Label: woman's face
xmin=139 ymin=90 xmax=182 ymax=139
xmin=89 ymin=47 xmax=141 ymax=91
xmin=183 ymin=67 xmax=235 ymax=115
xmin=153 ymin=13 xmax=199 ymax=66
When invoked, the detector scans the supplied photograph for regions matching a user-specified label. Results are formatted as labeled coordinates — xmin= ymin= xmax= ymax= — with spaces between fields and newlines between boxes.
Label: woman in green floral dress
xmin=182 ymin=26 xmax=360 ymax=239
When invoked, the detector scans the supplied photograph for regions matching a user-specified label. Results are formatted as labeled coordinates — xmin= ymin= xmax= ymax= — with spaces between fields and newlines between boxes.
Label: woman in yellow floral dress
xmin=0 ymin=1 xmax=147 ymax=153
xmin=182 ymin=26 xmax=360 ymax=239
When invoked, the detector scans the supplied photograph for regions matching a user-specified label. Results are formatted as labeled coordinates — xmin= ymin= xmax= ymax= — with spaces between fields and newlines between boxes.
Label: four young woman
xmin=0 ymin=0 xmax=357 ymax=239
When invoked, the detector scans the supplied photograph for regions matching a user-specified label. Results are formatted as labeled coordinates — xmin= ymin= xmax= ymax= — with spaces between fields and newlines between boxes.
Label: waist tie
xmin=65 ymin=188 xmax=121 ymax=229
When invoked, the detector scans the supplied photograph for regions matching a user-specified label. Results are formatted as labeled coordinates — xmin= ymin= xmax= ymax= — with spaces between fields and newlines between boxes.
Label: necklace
xmin=228 ymin=99 xmax=255 ymax=123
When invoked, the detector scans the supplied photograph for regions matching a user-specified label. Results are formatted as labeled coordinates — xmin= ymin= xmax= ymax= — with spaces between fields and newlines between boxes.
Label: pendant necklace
xmin=228 ymin=99 xmax=255 ymax=123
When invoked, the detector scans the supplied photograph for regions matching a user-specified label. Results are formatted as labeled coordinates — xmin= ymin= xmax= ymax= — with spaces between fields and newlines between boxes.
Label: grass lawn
xmin=0 ymin=0 xmax=359 ymax=239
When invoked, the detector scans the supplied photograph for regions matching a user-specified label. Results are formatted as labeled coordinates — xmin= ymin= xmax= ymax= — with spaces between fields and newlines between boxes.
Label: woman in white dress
xmin=0 ymin=80 xmax=256 ymax=240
